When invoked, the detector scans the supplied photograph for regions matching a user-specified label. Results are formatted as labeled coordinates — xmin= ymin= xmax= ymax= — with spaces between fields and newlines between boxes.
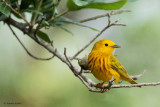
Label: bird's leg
xmin=100 ymin=77 xmax=116 ymax=93
xmin=101 ymin=84 xmax=108 ymax=93
xmin=96 ymin=82 xmax=108 ymax=93
xmin=96 ymin=82 xmax=105 ymax=89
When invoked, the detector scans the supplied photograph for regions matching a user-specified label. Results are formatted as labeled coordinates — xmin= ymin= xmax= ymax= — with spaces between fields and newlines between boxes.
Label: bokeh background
xmin=1 ymin=0 xmax=160 ymax=107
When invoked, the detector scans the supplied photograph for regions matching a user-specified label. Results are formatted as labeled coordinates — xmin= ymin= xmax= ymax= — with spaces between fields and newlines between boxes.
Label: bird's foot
xmin=96 ymin=82 xmax=108 ymax=93
xmin=95 ymin=82 xmax=104 ymax=89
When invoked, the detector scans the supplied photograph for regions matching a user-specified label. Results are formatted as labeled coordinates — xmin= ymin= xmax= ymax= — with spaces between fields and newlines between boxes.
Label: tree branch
xmin=48 ymin=9 xmax=69 ymax=23
xmin=34 ymin=16 xmax=46 ymax=36
xmin=82 ymin=70 xmax=91 ymax=73
xmin=64 ymin=48 xmax=74 ymax=69
xmin=7 ymin=24 xmax=54 ymax=61
xmin=131 ymin=70 xmax=147 ymax=80
xmin=79 ymin=10 xmax=131 ymax=23
xmin=31 ymin=0 xmax=43 ymax=26
xmin=111 ymin=82 xmax=160 ymax=88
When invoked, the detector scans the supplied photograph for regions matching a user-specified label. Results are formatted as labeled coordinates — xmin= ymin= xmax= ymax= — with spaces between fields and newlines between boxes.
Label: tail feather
xmin=121 ymin=76 xmax=137 ymax=84
xmin=128 ymin=78 xmax=137 ymax=84
xmin=128 ymin=77 xmax=142 ymax=88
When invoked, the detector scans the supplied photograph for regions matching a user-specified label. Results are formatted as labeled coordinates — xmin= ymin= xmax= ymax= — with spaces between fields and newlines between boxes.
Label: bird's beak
xmin=111 ymin=45 xmax=121 ymax=48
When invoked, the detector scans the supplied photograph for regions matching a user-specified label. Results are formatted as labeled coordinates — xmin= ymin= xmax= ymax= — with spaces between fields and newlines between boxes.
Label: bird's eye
xmin=105 ymin=43 xmax=108 ymax=46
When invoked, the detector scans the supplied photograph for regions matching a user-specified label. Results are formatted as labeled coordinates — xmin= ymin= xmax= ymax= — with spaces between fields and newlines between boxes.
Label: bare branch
xmin=108 ymin=78 xmax=116 ymax=90
xmin=82 ymin=70 xmax=91 ymax=73
xmin=111 ymin=19 xmax=126 ymax=26
xmin=111 ymin=82 xmax=160 ymax=88
xmin=89 ymin=81 xmax=160 ymax=93
xmin=71 ymin=26 xmax=109 ymax=60
xmin=131 ymin=70 xmax=147 ymax=80
xmin=48 ymin=9 xmax=69 ymax=23
xmin=34 ymin=16 xmax=46 ymax=36
xmin=107 ymin=13 xmax=111 ymax=25
xmin=71 ymin=16 xmax=124 ymax=60
xmin=71 ymin=57 xmax=81 ymax=60
xmin=64 ymin=48 xmax=74 ymax=69
xmin=79 ymin=10 xmax=131 ymax=23
xmin=31 ymin=0 xmax=43 ymax=26
xmin=8 ymin=24 xmax=54 ymax=60
xmin=56 ymin=9 xmax=69 ymax=18
xmin=110 ymin=10 xmax=131 ymax=15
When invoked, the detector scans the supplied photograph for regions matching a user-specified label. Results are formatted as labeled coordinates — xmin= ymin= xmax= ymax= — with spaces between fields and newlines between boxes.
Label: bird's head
xmin=92 ymin=39 xmax=120 ymax=54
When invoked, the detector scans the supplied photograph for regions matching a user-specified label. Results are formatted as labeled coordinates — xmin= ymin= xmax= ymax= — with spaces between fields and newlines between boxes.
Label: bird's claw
xmin=96 ymin=82 xmax=108 ymax=93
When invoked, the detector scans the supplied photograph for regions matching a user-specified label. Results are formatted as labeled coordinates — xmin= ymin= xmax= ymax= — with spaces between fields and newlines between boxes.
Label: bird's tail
xmin=128 ymin=78 xmax=137 ymax=84
xmin=121 ymin=76 xmax=137 ymax=84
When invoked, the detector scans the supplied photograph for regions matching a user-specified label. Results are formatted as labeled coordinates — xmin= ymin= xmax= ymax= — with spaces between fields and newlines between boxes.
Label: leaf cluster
xmin=0 ymin=0 xmax=128 ymax=43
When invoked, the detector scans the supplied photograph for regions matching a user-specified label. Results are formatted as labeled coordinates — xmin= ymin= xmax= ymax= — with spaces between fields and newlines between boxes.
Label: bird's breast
xmin=88 ymin=52 xmax=111 ymax=81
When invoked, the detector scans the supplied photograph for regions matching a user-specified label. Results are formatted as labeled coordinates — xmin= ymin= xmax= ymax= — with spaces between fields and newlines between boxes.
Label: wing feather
xmin=110 ymin=55 xmax=131 ymax=80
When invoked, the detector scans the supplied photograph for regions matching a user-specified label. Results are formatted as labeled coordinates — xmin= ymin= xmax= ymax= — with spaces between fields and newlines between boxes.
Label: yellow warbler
xmin=88 ymin=39 xmax=137 ymax=85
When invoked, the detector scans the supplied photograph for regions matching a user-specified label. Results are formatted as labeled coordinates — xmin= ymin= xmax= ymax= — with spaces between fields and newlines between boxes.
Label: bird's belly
xmin=88 ymin=54 xmax=120 ymax=82
xmin=89 ymin=56 xmax=120 ymax=82
xmin=92 ymin=67 xmax=120 ymax=83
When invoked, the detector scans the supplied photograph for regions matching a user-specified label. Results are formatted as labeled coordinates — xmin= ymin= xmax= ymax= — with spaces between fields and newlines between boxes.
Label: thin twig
xmin=71 ymin=57 xmax=81 ymax=60
xmin=108 ymin=78 xmax=116 ymax=90
xmin=31 ymin=0 xmax=43 ymax=26
xmin=111 ymin=19 xmax=126 ymax=26
xmin=34 ymin=16 xmax=46 ymax=36
xmin=48 ymin=9 xmax=69 ymax=23
xmin=71 ymin=15 xmax=122 ymax=60
xmin=107 ymin=13 xmax=111 ymax=25
xmin=131 ymin=70 xmax=147 ymax=80
xmin=56 ymin=9 xmax=69 ymax=18
xmin=111 ymin=82 xmax=160 ymax=88
xmin=8 ymin=24 xmax=54 ymax=60
xmin=79 ymin=10 xmax=131 ymax=23
xmin=2 ymin=0 xmax=30 ymax=26
xmin=82 ymin=70 xmax=91 ymax=73
xmin=64 ymin=48 xmax=74 ymax=69
xmin=64 ymin=48 xmax=84 ymax=77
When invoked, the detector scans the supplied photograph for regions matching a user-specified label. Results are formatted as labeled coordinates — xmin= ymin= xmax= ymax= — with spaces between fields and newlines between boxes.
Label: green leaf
xmin=20 ymin=0 xmax=34 ymax=10
xmin=37 ymin=30 xmax=52 ymax=43
xmin=0 ymin=2 xmax=10 ymax=17
xmin=50 ymin=17 xmax=99 ymax=31
xmin=42 ymin=20 xmax=50 ymax=26
xmin=67 ymin=0 xmax=128 ymax=11
xmin=22 ymin=9 xmax=43 ymax=15
xmin=0 ymin=12 xmax=7 ymax=21
xmin=40 ymin=0 xmax=55 ymax=21
xmin=56 ymin=25 xmax=74 ymax=35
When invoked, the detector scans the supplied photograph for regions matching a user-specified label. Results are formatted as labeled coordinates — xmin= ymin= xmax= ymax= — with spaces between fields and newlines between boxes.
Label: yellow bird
xmin=88 ymin=39 xmax=137 ymax=87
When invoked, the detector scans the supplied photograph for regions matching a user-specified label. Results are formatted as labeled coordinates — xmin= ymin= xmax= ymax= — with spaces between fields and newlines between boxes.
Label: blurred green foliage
xmin=0 ymin=0 xmax=160 ymax=107
xmin=67 ymin=0 xmax=128 ymax=10
xmin=0 ymin=0 xmax=127 ymax=42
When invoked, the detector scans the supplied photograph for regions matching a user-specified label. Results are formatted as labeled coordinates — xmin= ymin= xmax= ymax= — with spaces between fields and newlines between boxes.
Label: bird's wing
xmin=110 ymin=54 xmax=131 ymax=80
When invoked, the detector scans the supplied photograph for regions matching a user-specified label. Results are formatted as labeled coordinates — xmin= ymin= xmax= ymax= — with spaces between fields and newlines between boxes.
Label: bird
xmin=88 ymin=39 xmax=137 ymax=91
